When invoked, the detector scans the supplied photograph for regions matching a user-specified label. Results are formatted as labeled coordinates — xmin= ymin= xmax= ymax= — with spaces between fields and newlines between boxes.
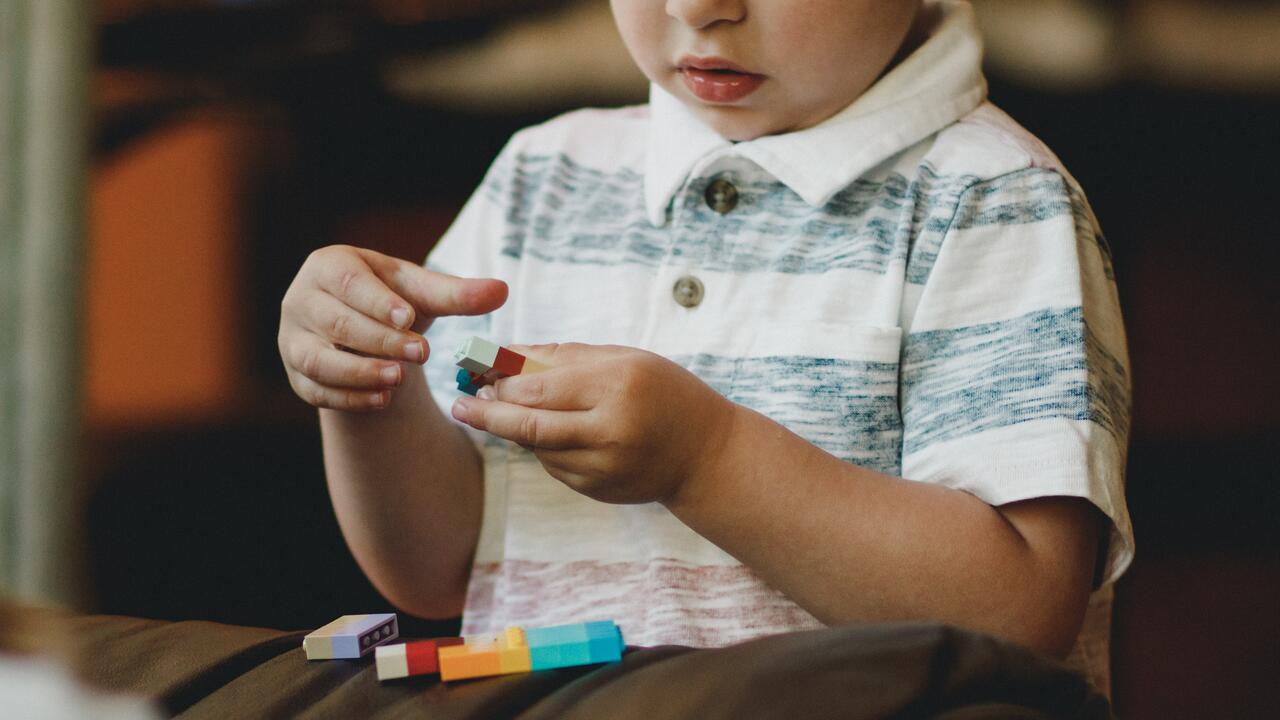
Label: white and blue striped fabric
xmin=422 ymin=1 xmax=1131 ymax=695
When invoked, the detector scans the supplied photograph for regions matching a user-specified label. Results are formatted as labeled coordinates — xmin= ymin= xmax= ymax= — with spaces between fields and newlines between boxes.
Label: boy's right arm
xmin=278 ymin=245 xmax=507 ymax=618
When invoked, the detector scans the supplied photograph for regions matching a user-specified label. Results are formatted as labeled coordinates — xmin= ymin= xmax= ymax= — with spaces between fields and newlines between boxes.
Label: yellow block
xmin=521 ymin=358 xmax=550 ymax=374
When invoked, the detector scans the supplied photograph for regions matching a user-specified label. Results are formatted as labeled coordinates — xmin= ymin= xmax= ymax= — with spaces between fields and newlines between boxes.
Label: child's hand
xmin=278 ymin=245 xmax=507 ymax=411
xmin=450 ymin=344 xmax=737 ymax=504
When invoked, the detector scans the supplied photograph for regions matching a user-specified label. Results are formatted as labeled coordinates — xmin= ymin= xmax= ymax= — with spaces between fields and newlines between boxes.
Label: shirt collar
xmin=644 ymin=0 xmax=988 ymax=227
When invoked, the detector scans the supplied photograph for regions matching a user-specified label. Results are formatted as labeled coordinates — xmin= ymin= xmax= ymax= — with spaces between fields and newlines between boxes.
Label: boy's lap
xmin=58 ymin=614 xmax=1111 ymax=719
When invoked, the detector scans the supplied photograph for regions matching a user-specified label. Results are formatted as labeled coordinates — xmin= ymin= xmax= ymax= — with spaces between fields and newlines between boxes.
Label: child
xmin=278 ymin=0 xmax=1132 ymax=694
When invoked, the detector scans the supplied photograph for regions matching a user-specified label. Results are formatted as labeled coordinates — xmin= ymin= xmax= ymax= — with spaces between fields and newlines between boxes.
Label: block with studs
xmin=303 ymin=614 xmax=399 ymax=660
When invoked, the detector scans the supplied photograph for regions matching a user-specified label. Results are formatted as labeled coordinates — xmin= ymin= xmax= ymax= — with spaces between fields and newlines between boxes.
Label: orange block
xmin=438 ymin=627 xmax=531 ymax=681
xmin=438 ymin=642 xmax=501 ymax=681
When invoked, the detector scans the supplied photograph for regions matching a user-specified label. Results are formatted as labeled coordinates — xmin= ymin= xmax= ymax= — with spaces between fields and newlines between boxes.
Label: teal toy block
xmin=584 ymin=621 xmax=624 ymax=663
xmin=456 ymin=368 xmax=481 ymax=396
xmin=526 ymin=621 xmax=623 ymax=671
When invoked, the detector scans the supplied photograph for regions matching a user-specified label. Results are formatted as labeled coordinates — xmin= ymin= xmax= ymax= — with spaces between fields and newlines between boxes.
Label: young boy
xmin=278 ymin=0 xmax=1133 ymax=694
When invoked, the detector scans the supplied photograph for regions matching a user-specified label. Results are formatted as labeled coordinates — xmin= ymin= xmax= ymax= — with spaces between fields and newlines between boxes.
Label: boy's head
xmin=611 ymin=0 xmax=925 ymax=141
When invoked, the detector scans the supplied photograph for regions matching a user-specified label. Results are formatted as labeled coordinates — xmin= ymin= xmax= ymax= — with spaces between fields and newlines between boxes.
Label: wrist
xmin=662 ymin=397 xmax=745 ymax=515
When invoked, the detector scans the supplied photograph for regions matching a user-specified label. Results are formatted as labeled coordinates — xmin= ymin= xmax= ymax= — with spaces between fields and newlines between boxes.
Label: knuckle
xmin=327 ymin=313 xmax=351 ymax=343
xmin=519 ymin=413 xmax=542 ymax=446
xmin=514 ymin=375 xmax=546 ymax=406
xmin=305 ymin=384 xmax=327 ymax=407
xmin=300 ymin=347 xmax=324 ymax=379
xmin=614 ymin=364 xmax=642 ymax=395
xmin=383 ymin=331 xmax=406 ymax=356
xmin=346 ymin=359 xmax=373 ymax=386
xmin=306 ymin=245 xmax=340 ymax=271
xmin=337 ymin=269 xmax=360 ymax=299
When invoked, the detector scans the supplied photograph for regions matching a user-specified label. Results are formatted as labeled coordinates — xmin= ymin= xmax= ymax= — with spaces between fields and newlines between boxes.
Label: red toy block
xmin=409 ymin=637 xmax=463 ymax=675
xmin=492 ymin=346 xmax=527 ymax=377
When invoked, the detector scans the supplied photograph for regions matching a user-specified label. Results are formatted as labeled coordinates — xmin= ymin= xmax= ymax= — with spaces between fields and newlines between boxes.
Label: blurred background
xmin=2 ymin=0 xmax=1278 ymax=717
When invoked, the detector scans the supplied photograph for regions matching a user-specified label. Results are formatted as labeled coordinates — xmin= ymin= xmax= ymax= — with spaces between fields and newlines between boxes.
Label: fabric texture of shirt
xmin=422 ymin=0 xmax=1133 ymax=695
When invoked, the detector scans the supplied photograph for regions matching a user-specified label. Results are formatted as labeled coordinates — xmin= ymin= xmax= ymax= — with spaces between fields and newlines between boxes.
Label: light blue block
xmin=303 ymin=613 xmax=399 ymax=660
xmin=583 ymin=621 xmax=616 ymax=639
xmin=586 ymin=630 xmax=623 ymax=663
xmin=529 ymin=640 xmax=592 ymax=670
xmin=527 ymin=621 xmax=621 ymax=670
xmin=332 ymin=635 xmax=360 ymax=658
xmin=527 ymin=623 xmax=588 ymax=647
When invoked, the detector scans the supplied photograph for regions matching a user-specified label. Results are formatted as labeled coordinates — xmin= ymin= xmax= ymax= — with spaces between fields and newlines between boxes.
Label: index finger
xmin=363 ymin=252 xmax=508 ymax=323
xmin=314 ymin=250 xmax=418 ymax=330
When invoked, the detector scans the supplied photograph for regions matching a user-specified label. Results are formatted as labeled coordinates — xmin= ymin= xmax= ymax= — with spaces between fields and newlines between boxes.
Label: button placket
xmin=660 ymin=161 xmax=748 ymax=319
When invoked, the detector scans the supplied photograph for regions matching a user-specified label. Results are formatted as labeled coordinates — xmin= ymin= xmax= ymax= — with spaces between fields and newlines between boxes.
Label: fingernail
xmin=391 ymin=307 xmax=411 ymax=328
xmin=369 ymin=391 xmax=387 ymax=408
xmin=451 ymin=397 xmax=471 ymax=421
xmin=404 ymin=342 xmax=424 ymax=362
xmin=477 ymin=385 xmax=495 ymax=400
xmin=380 ymin=365 xmax=401 ymax=385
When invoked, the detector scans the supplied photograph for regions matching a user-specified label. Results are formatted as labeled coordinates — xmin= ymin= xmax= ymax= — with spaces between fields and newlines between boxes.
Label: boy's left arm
xmin=450 ymin=343 xmax=1101 ymax=659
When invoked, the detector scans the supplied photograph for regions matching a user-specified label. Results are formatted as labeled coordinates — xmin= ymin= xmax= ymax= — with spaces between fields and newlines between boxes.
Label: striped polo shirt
xmin=422 ymin=0 xmax=1133 ymax=693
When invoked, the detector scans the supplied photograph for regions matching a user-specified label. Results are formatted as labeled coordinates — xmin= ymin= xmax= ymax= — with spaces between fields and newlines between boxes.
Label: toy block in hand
xmin=526 ymin=620 xmax=624 ymax=671
xmin=454 ymin=336 xmax=502 ymax=375
xmin=453 ymin=336 xmax=549 ymax=395
xmin=303 ymin=613 xmax=399 ymax=660
xmin=375 ymin=637 xmax=464 ymax=680
xmin=438 ymin=626 xmax=534 ymax=681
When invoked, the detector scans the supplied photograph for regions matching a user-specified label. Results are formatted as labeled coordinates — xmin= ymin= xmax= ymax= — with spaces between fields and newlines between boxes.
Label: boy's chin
xmin=692 ymin=107 xmax=780 ymax=143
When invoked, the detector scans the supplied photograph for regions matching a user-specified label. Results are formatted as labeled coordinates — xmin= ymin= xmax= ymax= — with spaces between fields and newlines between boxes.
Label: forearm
xmin=663 ymin=405 xmax=1097 ymax=658
xmin=321 ymin=368 xmax=482 ymax=618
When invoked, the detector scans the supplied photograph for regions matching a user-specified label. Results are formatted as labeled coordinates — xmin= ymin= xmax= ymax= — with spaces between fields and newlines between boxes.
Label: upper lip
xmin=676 ymin=55 xmax=760 ymax=75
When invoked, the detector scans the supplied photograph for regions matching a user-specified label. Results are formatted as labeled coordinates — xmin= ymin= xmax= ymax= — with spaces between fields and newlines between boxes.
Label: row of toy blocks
xmin=453 ymin=336 xmax=549 ymax=396
xmin=374 ymin=620 xmax=625 ymax=682
xmin=302 ymin=613 xmax=399 ymax=660
xmin=375 ymin=636 xmax=464 ymax=680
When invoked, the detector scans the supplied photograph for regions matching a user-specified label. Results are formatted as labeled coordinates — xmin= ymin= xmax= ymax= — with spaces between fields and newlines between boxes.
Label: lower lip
xmin=680 ymin=68 xmax=765 ymax=103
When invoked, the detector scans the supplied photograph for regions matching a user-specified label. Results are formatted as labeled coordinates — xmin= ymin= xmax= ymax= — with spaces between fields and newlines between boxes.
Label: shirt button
xmin=672 ymin=275 xmax=705 ymax=308
xmin=704 ymin=178 xmax=738 ymax=214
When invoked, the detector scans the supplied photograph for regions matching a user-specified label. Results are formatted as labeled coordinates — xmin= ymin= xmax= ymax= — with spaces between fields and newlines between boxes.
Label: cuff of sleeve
xmin=902 ymin=417 xmax=1134 ymax=586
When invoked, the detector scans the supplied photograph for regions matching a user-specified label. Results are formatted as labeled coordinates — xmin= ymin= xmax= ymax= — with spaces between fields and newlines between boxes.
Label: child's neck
xmin=883 ymin=3 xmax=938 ymax=80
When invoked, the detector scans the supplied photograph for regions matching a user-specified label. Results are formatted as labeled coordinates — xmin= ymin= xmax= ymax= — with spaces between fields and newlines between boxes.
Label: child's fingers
xmin=361 ymin=251 xmax=508 ymax=320
xmin=289 ymin=373 xmax=390 ymax=412
xmin=451 ymin=396 xmax=586 ymax=450
xmin=313 ymin=249 xmax=419 ymax=331
xmin=486 ymin=368 xmax=603 ymax=411
xmin=283 ymin=336 xmax=404 ymax=390
xmin=303 ymin=293 xmax=427 ymax=363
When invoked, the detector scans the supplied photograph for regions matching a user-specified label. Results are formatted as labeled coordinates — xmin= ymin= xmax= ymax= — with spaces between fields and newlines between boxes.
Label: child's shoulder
xmin=925 ymin=102 xmax=1073 ymax=184
xmin=502 ymin=104 xmax=651 ymax=169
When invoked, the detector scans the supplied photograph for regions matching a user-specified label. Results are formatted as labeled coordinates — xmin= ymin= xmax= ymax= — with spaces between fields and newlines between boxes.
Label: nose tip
xmin=665 ymin=0 xmax=746 ymax=29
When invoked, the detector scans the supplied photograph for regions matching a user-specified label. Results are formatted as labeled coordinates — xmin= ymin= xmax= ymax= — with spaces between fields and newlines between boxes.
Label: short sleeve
xmin=899 ymin=167 xmax=1134 ymax=584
